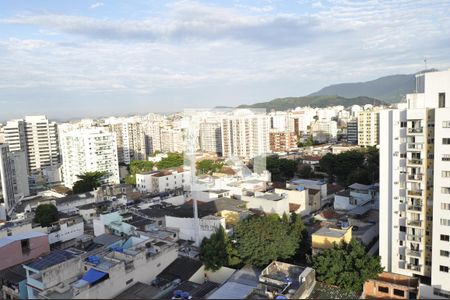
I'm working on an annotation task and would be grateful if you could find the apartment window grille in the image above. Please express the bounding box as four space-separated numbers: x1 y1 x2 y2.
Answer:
441 234 450 241
442 187 450 194
440 219 450 226
443 121 450 128
440 250 450 257
442 171 450 178
439 93 446 108
443 155 450 161
378 286 389 293
439 265 449 273
393 289 405 297
443 138 450 145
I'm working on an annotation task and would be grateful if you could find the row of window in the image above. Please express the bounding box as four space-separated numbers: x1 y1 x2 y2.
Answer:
377 286 405 297
440 265 449 273
440 219 450 226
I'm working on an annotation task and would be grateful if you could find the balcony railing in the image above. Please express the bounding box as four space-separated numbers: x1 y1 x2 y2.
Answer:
407 205 422 212
408 174 423 181
406 263 422 272
407 220 422 227
408 128 423 134
408 190 423 197
408 159 423 165
407 234 422 242
407 249 422 257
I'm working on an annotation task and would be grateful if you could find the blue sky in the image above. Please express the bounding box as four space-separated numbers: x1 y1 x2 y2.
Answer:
1 0 450 121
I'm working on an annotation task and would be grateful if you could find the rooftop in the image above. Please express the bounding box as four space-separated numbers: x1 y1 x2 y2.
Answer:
312 226 350 238
114 282 162 299
157 257 202 284
371 272 419 288
255 193 285 201
0 231 47 248
25 250 75 271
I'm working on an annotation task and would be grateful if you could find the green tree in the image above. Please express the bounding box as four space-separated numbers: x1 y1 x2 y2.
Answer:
156 152 184 170
297 163 313 179
72 171 106 194
266 156 297 182
197 159 223 175
200 226 239 271
125 160 154 184
309 239 383 292
33 204 59 227
234 215 303 267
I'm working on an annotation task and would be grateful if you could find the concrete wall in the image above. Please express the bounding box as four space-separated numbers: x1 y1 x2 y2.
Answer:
242 195 289 216
48 222 84 244
165 216 225 245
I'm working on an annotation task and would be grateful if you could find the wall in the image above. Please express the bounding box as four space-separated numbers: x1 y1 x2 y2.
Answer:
0 235 50 271
48 222 84 244
242 195 289 216
165 216 225 245
311 229 352 252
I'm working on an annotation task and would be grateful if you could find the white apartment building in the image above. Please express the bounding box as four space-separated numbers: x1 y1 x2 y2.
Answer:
269 111 289 132
289 107 316 134
160 128 184 153
358 108 380 147
310 120 337 143
221 110 270 160
60 128 120 189
380 69 450 298
199 120 222 155
136 169 191 194
3 116 59 174
108 121 146 164
142 121 162 154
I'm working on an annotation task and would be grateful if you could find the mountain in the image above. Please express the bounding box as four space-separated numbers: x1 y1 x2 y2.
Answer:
309 74 415 103
238 95 387 111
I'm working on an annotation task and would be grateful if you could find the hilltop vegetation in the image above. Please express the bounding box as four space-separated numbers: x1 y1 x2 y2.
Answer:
238 95 386 111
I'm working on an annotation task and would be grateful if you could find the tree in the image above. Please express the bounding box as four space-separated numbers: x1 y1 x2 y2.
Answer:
319 150 370 186
309 239 383 292
125 160 154 185
266 156 297 182
72 171 106 194
200 226 239 271
197 159 223 175
156 152 184 170
298 164 313 179
33 204 59 227
234 214 303 267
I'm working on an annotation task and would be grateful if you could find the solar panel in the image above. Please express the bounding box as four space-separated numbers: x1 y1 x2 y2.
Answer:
26 250 75 271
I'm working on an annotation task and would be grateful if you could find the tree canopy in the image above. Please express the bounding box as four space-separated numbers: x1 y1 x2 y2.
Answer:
266 156 297 182
72 171 106 194
309 239 383 292
196 159 223 175
199 226 239 271
156 152 184 170
319 148 379 186
234 214 304 267
33 203 59 227
125 160 154 185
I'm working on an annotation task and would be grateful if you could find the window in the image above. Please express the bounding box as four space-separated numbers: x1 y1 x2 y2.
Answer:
440 219 450 226
21 239 30 254
439 93 446 108
126 279 133 285
400 226 406 232
393 289 405 297
443 121 450 128
442 187 450 194
443 138 450 145
443 155 450 161
378 286 389 293
440 265 449 273
440 250 450 257
441 234 450 241
401 121 407 128
442 203 450 210
443 171 450 178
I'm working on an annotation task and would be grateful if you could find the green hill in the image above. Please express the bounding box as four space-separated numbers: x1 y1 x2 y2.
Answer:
237 95 386 111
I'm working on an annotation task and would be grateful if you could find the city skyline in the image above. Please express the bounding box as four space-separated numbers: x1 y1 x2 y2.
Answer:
1 0 450 120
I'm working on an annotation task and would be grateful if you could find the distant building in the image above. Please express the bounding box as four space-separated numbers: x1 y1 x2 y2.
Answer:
310 120 337 143
358 108 380 147
0 144 15 215
136 169 191 194
160 128 184 153
107 121 146 164
60 128 120 189
346 119 358 144
199 121 222 155
269 131 298 153
311 226 352 255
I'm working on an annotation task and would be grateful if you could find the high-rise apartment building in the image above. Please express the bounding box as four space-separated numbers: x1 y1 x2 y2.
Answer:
108 122 146 164
0 144 15 215
199 120 222 155
269 131 298 153
380 69 450 298
142 122 162 154
3 116 59 174
60 128 120 189
347 119 358 144
160 128 184 153
310 120 337 143
221 110 270 159
358 109 380 147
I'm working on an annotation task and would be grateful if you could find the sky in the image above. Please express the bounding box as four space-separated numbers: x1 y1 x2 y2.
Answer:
0 0 450 121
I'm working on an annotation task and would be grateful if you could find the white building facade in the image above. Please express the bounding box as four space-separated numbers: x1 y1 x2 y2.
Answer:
60 128 120 189
380 69 450 298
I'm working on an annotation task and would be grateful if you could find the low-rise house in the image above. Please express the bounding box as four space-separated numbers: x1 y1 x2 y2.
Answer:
334 183 379 211
311 225 352 255
287 179 327 200
0 231 50 271
207 266 261 299
241 193 290 216
253 261 316 299
0 263 29 299
362 272 419 299
136 169 191 194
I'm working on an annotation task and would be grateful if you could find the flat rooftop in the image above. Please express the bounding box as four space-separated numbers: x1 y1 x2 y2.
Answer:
25 250 75 271
312 227 349 238
256 193 284 201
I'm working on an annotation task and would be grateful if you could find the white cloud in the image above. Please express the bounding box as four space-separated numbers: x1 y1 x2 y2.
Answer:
90 2 104 9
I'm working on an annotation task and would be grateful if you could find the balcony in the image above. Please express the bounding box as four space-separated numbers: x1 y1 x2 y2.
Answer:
407 249 422 257
407 234 422 242
408 190 423 197
407 220 422 227
407 143 423 151
408 128 424 134
407 205 422 212
407 159 423 166
408 174 423 181
406 263 422 272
